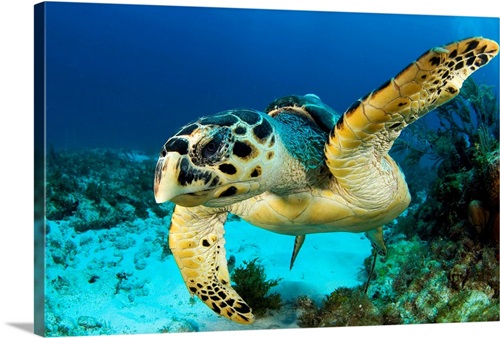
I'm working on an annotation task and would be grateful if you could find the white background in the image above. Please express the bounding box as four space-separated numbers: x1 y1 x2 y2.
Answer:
0 1 499 337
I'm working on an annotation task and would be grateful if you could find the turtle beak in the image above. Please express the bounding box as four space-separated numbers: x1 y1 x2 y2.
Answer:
154 152 215 207
154 152 183 204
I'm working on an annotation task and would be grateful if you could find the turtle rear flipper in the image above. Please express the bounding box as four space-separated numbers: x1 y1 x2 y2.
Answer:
289 235 306 270
365 227 387 256
169 205 254 324
325 37 499 191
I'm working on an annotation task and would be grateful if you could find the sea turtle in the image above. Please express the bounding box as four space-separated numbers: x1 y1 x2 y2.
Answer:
154 37 498 324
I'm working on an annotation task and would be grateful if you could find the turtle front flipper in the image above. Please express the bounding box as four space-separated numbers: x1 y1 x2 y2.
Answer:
325 37 499 188
169 205 254 324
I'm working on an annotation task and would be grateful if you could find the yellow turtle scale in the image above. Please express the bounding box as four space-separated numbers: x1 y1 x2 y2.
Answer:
153 37 499 324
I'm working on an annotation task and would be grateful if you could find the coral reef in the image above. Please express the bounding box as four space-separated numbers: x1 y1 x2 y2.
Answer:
45 148 172 231
389 78 499 246
231 258 283 318
366 236 499 324
296 287 383 327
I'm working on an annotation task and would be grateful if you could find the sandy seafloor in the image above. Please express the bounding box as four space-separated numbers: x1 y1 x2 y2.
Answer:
44 188 372 335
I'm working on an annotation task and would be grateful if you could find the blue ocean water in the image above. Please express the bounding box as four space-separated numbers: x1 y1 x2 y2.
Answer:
45 2 499 152
38 2 500 336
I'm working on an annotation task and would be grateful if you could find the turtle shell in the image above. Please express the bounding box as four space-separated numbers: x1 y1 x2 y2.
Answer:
265 94 340 133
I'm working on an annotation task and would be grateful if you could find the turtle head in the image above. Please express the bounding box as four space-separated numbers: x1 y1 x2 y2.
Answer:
154 109 278 207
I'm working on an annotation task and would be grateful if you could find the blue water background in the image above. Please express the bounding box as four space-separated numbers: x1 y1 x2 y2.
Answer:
44 2 500 153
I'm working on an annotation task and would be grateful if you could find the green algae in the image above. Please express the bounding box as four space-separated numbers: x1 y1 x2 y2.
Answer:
231 258 283 318
296 287 383 327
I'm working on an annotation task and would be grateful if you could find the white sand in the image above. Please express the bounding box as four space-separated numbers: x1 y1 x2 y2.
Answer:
44 214 372 335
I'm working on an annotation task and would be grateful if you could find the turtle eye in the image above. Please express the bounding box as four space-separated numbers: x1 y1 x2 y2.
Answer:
202 140 218 157
198 129 229 163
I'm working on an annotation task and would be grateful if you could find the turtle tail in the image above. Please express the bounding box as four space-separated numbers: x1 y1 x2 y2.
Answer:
168 205 255 324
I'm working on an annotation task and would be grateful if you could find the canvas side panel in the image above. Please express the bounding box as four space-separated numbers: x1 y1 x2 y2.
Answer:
34 2 46 336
